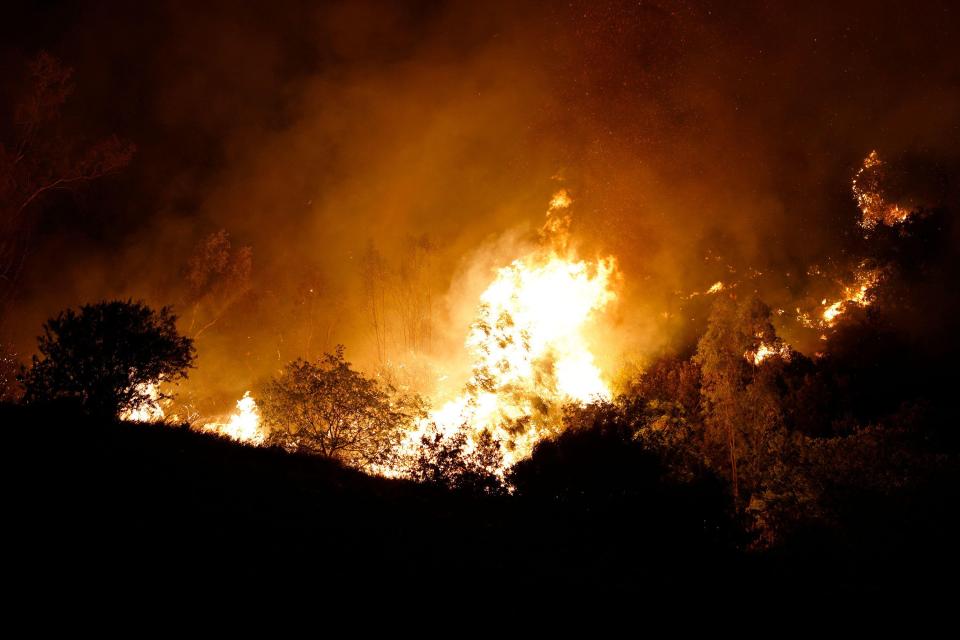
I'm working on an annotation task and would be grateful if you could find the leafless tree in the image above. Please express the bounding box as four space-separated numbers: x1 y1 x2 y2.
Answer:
0 52 135 319
360 241 390 365
396 234 435 354
184 229 252 339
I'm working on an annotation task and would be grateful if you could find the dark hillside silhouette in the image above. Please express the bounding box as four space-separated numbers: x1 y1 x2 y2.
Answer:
4 401 957 604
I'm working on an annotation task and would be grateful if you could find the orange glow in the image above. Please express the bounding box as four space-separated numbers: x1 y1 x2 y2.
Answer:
120 382 166 422
201 391 265 445
819 265 883 327
399 190 619 469
745 341 791 366
853 151 912 230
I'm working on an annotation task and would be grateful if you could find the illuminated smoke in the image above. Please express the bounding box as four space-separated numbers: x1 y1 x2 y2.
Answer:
399 191 620 469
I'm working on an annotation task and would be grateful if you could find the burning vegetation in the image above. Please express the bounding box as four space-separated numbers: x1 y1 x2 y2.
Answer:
402 191 618 468
2 2 959 599
853 151 914 231
200 391 263 445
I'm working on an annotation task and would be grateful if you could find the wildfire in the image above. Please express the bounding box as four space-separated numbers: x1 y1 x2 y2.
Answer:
201 391 265 445
706 281 725 294
853 150 912 230
549 189 572 210
819 265 883 327
746 341 791 366
120 382 166 422
403 190 619 468
795 263 884 331
683 280 728 300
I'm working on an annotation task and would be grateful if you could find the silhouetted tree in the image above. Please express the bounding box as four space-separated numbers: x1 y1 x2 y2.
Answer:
408 427 505 495
19 300 195 417
261 346 424 469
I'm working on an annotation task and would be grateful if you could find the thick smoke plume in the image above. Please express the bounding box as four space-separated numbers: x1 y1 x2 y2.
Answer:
2 0 958 414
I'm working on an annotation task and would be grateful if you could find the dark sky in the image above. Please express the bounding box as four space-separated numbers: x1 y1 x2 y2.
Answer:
2 0 958 404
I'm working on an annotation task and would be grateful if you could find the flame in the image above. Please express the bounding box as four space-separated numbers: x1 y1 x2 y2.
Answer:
819 265 883 327
853 150 912 230
402 190 619 468
796 264 884 330
201 391 265 445
745 341 791 366
549 188 572 210
684 280 727 300
120 382 166 422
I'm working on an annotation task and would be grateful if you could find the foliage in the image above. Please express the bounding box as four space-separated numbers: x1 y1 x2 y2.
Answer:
407 427 505 496
19 300 195 417
260 346 424 469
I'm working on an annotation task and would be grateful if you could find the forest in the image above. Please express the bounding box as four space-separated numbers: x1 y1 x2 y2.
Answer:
2 0 959 608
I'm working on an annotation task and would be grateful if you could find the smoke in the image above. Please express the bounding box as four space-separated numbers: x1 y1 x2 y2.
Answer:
2 0 958 409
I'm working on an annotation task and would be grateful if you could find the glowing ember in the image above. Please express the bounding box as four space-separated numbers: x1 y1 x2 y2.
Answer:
685 280 727 299
819 265 883 327
796 264 884 330
202 391 265 445
402 191 619 468
853 150 912 230
121 382 166 422
745 341 791 366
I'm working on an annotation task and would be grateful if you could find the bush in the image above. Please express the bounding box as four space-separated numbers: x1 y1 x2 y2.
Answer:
20 300 195 417
260 346 424 469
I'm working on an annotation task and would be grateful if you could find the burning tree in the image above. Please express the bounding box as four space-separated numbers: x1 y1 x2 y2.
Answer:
20 300 195 418
260 346 424 469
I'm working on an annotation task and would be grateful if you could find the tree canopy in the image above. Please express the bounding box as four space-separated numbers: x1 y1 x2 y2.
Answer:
261 346 424 469
20 300 195 417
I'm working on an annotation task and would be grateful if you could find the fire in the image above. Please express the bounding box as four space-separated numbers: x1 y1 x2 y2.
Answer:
120 382 166 422
682 280 727 300
819 265 883 327
201 391 265 445
796 263 884 330
853 150 912 230
746 341 791 366
403 190 619 468
549 189 572 210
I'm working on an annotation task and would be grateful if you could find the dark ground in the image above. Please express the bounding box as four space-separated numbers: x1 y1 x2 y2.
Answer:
4 402 957 610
